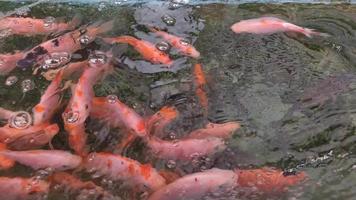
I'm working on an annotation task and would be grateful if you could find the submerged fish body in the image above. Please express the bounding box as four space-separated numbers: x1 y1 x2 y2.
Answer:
146 106 178 137
0 177 49 200
0 149 82 171
0 51 24 75
193 63 208 113
84 152 166 192
231 16 328 38
188 121 240 139
103 36 173 66
17 20 113 69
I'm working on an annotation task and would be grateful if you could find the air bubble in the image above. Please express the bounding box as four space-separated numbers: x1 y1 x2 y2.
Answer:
161 15 176 26
169 132 176 139
179 38 190 46
5 76 18 86
89 51 107 65
43 16 55 28
9 111 32 129
79 35 91 45
114 0 127 5
106 95 118 104
156 41 171 52
21 79 35 93
166 160 176 169
98 2 107 11
42 52 71 70
63 110 79 123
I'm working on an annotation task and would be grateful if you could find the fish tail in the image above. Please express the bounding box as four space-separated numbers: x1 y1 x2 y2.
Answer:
68 14 82 30
303 28 330 38
93 20 114 35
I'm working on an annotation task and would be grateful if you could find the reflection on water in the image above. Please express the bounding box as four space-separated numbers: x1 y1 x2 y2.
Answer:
0 1 356 200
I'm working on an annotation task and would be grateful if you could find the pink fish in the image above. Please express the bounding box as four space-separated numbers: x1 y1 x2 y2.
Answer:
17 20 113 69
146 106 178 137
0 123 59 150
231 17 329 38
145 136 226 161
0 15 81 36
0 149 82 171
148 168 238 200
90 96 147 137
187 121 240 139
149 27 200 58
42 60 87 81
0 51 24 75
83 152 166 192
0 177 49 200
63 55 113 156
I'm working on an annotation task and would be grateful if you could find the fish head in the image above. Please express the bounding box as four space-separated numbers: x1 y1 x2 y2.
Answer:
186 47 200 58
230 22 248 33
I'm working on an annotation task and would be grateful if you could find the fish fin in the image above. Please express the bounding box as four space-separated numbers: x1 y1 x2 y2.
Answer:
158 170 181 184
303 28 330 38
68 14 82 30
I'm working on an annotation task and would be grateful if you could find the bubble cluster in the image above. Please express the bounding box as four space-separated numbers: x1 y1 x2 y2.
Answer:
9 111 32 129
79 35 91 45
166 160 176 169
89 51 107 65
179 38 190 46
106 95 118 104
63 110 80 123
5 76 18 86
42 52 71 70
21 79 35 93
43 16 55 28
161 14 176 26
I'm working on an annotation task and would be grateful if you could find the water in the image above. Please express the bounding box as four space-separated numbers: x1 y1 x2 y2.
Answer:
0 1 356 200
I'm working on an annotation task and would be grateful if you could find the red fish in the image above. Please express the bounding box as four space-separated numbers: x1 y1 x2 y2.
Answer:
103 36 173 66
145 136 226 161
91 96 147 137
0 15 81 36
148 168 238 200
0 143 14 170
63 55 113 156
235 167 307 193
17 20 114 69
33 69 65 125
149 27 200 58
0 123 59 150
0 177 49 200
0 149 82 171
146 106 178 137
193 63 208 113
84 152 166 192
231 17 329 38
188 121 240 139
0 51 24 75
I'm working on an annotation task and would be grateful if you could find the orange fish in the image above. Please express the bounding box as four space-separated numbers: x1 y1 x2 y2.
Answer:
188 121 240 139
84 152 166 192
103 36 173 66
235 167 307 193
0 123 59 150
0 149 82 171
231 17 329 38
0 51 24 75
193 63 208 113
0 15 81 36
146 106 178 137
0 177 49 200
17 20 113 69
91 96 147 137
63 55 113 156
149 27 200 58
0 143 14 170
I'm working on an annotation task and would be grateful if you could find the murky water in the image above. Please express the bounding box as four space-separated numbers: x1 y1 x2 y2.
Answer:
0 1 356 200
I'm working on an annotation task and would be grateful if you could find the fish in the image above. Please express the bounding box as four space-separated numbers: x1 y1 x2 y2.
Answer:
0 149 82 171
193 63 208 113
42 60 88 81
0 51 24 75
0 143 14 170
148 168 238 200
187 121 240 139
145 136 226 161
231 16 329 38
146 106 178 137
149 27 200 58
235 167 307 193
0 123 59 150
83 152 166 192
63 55 113 156
0 15 81 37
0 177 49 200
103 36 173 66
33 69 65 125
91 96 147 137
17 20 114 69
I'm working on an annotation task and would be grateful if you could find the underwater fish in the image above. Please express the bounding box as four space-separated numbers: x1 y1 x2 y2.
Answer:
63 54 113 156
0 123 59 150
0 51 25 75
0 149 82 171
0 143 14 170
84 152 166 192
42 60 88 81
91 96 147 137
231 16 329 38
33 69 65 125
0 177 49 200
103 36 173 66
0 15 81 37
17 20 113 69
145 136 226 161
148 168 238 200
146 106 178 137
235 167 307 193
149 27 200 58
187 121 240 139
193 63 208 113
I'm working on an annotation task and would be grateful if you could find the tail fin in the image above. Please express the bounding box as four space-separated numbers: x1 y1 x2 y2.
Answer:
303 28 330 38
68 14 82 30
93 20 114 35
